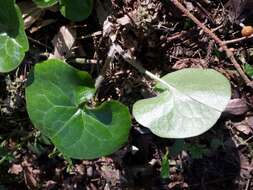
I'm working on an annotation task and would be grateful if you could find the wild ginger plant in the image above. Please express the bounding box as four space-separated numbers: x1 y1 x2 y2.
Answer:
0 0 231 160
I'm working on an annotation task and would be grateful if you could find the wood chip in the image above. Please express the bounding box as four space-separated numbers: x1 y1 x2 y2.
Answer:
117 15 132 26
224 98 249 115
18 1 44 29
8 164 23 175
246 116 253 129
234 124 252 135
51 25 76 59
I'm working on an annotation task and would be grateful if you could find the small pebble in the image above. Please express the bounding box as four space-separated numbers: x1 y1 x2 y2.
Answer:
87 166 93 177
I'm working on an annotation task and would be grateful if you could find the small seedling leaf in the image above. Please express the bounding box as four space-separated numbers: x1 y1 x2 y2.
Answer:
244 63 253 79
133 68 231 138
26 59 131 159
160 149 169 179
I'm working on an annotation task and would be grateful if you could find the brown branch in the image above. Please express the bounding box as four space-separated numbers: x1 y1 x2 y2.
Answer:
170 0 251 85
224 35 253 45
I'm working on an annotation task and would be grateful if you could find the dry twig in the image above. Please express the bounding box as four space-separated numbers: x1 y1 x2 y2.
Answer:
171 0 252 86
224 35 253 45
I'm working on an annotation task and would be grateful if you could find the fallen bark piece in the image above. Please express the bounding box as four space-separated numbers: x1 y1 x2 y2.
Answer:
224 98 249 115
51 25 76 59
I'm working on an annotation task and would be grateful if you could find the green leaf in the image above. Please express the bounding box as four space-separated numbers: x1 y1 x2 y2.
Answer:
0 0 29 73
244 64 253 79
0 146 14 163
133 68 231 138
26 59 131 159
0 147 8 158
185 143 209 159
59 0 93 21
171 140 209 159
160 149 169 179
32 0 58 8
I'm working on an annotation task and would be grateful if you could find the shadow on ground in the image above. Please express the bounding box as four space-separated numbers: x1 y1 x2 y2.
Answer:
120 118 241 190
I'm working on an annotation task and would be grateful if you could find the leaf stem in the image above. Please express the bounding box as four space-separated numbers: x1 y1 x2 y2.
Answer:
113 43 225 112
112 44 176 90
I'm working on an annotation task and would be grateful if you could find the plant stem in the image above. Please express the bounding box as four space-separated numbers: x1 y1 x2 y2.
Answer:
170 0 252 86
113 43 225 112
68 58 99 64
112 44 176 90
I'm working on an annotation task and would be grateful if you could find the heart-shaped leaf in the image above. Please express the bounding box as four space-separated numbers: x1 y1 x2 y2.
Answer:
0 0 29 73
133 68 231 138
32 0 58 8
26 59 131 159
59 0 93 21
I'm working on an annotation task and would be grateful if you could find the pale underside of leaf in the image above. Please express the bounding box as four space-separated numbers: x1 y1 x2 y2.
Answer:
133 68 231 138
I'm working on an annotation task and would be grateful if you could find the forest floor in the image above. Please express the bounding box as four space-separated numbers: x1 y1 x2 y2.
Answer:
1 0 253 189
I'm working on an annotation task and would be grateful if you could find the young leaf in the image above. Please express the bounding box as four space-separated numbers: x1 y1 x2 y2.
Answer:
26 59 131 159
185 143 209 159
0 0 29 73
32 0 58 8
59 0 93 21
160 149 169 179
133 68 231 138
244 63 253 79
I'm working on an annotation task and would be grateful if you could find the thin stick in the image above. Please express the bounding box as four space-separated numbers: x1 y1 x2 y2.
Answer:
224 35 253 45
28 36 52 50
68 58 99 64
170 0 251 85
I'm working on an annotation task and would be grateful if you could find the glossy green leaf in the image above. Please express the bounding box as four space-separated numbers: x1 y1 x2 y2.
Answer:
0 0 29 73
133 68 231 138
26 59 131 159
32 0 58 7
59 0 93 21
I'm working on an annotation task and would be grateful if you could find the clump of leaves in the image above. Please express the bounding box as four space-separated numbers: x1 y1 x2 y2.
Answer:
0 0 29 73
0 0 230 160
25 59 131 159
25 58 231 159
32 0 93 21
